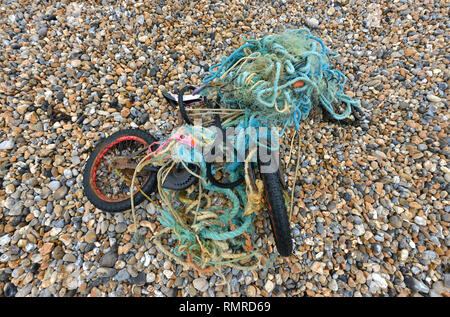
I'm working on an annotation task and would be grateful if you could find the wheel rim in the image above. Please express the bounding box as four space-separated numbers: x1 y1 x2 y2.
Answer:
90 136 151 203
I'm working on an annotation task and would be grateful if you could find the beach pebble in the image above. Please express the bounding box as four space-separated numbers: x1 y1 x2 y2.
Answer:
306 17 319 28
0 140 14 150
193 278 209 292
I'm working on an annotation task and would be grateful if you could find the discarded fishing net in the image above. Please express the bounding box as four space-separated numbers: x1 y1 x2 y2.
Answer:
128 28 362 274
130 124 266 273
201 28 361 131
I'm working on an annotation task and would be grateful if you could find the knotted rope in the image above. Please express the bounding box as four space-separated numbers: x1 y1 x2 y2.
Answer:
202 28 361 132
125 28 362 275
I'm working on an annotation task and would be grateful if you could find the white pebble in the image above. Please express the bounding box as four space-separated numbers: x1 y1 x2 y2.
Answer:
399 249 409 262
426 94 441 102
147 272 156 282
369 273 388 290
64 169 73 179
0 234 11 246
414 216 427 226
306 17 319 28
163 269 173 279
264 280 275 293
47 180 61 191
0 139 14 150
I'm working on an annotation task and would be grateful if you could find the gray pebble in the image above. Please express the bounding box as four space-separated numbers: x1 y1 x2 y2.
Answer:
99 250 118 268
38 27 48 38
114 269 130 282
404 276 430 294
115 223 127 233
97 267 117 278
62 253 77 263
193 277 209 292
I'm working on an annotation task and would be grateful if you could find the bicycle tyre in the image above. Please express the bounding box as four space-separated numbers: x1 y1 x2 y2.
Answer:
83 129 157 213
261 171 293 257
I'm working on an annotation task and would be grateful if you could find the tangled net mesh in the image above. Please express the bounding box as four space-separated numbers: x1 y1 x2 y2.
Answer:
130 125 263 274
128 28 361 276
202 28 361 131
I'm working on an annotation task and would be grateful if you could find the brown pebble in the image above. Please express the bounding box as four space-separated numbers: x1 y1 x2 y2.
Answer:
40 243 54 256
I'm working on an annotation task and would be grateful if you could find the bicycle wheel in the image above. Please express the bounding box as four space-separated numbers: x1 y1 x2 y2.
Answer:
261 171 293 257
83 129 158 212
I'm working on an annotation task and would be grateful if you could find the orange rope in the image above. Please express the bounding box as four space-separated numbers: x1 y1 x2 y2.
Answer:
186 251 216 275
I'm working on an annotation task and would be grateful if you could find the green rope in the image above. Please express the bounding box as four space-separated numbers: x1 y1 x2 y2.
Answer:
202 28 361 132
139 28 362 272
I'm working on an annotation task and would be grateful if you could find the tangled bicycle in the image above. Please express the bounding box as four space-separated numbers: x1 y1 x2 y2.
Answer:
82 29 365 272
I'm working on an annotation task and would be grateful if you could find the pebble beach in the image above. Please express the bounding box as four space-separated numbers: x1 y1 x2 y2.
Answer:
0 0 449 297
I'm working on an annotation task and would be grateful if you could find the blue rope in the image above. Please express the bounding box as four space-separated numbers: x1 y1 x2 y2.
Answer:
155 29 363 268
201 28 361 131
